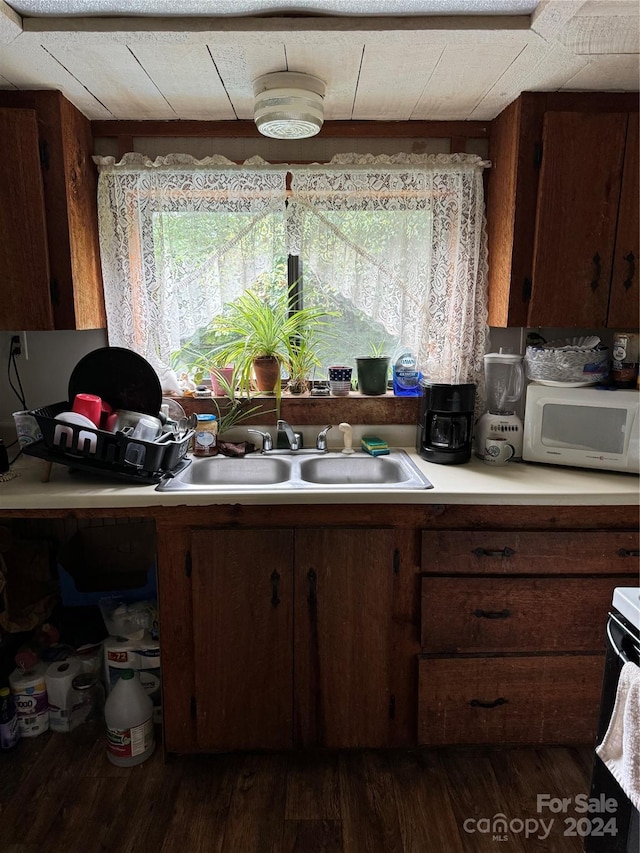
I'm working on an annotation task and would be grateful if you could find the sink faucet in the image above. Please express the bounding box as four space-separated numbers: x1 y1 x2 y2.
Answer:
315 425 333 451
247 428 273 452
249 423 332 454
277 419 300 451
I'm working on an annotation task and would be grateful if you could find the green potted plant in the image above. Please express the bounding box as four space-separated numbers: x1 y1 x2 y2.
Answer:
209 366 268 437
211 286 335 396
285 321 337 394
356 342 391 396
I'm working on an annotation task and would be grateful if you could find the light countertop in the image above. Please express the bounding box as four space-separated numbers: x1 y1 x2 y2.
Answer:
0 450 638 510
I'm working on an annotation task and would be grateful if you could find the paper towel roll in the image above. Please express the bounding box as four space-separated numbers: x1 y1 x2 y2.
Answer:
45 659 81 733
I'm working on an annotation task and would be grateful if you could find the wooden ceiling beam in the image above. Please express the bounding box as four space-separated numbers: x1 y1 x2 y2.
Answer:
92 119 489 139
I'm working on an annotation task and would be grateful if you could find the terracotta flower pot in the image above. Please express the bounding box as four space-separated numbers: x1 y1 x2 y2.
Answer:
210 366 234 396
252 356 280 393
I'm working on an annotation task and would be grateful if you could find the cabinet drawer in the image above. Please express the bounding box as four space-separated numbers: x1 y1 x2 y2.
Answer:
421 530 640 575
418 655 603 746
421 576 622 653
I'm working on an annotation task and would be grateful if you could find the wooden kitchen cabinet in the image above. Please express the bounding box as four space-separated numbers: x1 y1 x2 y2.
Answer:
191 529 294 751
294 528 402 749
418 529 640 746
0 90 105 331
159 524 416 752
2 502 638 756
608 113 640 329
487 92 639 328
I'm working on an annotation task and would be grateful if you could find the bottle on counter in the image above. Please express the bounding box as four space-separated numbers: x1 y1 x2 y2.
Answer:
105 668 155 767
0 686 20 749
193 414 218 456
611 332 639 389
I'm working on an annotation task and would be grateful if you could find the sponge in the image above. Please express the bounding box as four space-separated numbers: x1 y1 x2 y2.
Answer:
361 435 390 456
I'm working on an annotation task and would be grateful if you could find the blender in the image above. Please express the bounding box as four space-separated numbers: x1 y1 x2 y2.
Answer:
475 351 524 460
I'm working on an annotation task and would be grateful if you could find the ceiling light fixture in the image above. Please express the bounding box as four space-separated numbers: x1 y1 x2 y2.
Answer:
253 72 326 139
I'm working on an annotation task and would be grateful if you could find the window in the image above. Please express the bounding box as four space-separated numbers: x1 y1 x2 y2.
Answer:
95 152 489 387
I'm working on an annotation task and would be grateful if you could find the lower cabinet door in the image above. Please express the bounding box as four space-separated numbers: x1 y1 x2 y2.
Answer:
294 528 397 748
191 528 294 750
418 655 604 746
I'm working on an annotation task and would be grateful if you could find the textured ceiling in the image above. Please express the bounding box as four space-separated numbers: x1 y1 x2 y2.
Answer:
0 1 637 122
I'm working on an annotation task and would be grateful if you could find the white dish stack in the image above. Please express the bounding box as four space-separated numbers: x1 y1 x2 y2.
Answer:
524 336 610 386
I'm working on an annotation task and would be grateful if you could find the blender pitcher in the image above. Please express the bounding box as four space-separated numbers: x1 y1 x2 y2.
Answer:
484 352 524 414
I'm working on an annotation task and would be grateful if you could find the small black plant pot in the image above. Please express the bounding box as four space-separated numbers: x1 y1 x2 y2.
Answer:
356 357 390 395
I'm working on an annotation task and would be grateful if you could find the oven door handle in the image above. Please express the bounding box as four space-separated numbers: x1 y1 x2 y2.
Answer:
607 619 631 664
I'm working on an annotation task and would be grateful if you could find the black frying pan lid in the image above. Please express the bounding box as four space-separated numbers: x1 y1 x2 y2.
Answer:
68 347 162 415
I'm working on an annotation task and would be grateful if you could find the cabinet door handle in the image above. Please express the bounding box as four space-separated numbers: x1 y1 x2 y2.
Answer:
270 570 280 608
472 547 515 558
617 548 640 558
307 569 317 606
473 608 512 620
469 697 508 709
590 252 602 291
623 252 636 290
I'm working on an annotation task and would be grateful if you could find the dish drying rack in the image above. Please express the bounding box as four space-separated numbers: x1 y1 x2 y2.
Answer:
24 401 193 484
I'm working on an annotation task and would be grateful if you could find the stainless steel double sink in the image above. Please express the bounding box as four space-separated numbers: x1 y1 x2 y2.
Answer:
157 449 433 491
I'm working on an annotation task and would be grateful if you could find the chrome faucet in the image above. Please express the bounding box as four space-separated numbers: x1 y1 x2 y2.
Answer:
315 425 333 451
247 428 273 452
249 423 333 454
277 419 300 451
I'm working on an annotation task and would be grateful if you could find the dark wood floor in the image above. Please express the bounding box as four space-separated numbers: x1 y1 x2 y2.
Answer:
0 724 595 853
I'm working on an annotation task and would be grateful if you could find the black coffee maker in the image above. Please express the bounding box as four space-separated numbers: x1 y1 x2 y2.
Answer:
416 381 476 464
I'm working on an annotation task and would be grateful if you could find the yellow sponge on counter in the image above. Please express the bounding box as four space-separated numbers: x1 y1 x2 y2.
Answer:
361 435 390 456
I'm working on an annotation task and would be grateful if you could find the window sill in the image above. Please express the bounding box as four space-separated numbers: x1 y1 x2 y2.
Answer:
175 391 419 426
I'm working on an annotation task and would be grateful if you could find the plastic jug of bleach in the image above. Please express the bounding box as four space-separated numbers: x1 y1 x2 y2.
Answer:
104 668 155 767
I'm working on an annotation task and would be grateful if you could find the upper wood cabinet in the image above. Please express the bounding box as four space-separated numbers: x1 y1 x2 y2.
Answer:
0 90 105 331
486 93 639 329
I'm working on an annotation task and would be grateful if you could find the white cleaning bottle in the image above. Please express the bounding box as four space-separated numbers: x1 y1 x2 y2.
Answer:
104 668 155 767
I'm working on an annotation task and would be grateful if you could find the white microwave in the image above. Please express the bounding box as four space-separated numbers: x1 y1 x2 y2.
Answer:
523 383 640 474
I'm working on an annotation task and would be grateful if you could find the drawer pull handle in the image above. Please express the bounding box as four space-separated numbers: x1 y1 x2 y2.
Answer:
469 697 508 710
472 547 515 558
473 608 512 620
617 549 640 558
270 570 280 608
590 252 602 291
623 251 636 290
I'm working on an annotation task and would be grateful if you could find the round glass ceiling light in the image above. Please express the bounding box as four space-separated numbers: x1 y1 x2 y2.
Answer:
253 72 326 139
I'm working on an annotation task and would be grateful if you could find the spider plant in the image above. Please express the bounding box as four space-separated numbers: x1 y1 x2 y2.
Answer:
209 366 270 436
211 286 337 396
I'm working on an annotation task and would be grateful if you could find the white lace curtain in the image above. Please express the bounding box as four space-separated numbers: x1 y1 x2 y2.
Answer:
95 152 489 385
287 153 489 385
94 154 288 374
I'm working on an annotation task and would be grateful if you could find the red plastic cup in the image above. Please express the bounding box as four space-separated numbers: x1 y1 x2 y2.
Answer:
99 399 113 429
71 393 102 427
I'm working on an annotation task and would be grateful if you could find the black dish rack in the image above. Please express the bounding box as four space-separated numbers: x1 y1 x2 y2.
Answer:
25 401 193 484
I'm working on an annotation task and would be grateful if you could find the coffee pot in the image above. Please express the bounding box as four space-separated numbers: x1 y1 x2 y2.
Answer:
416 381 476 465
